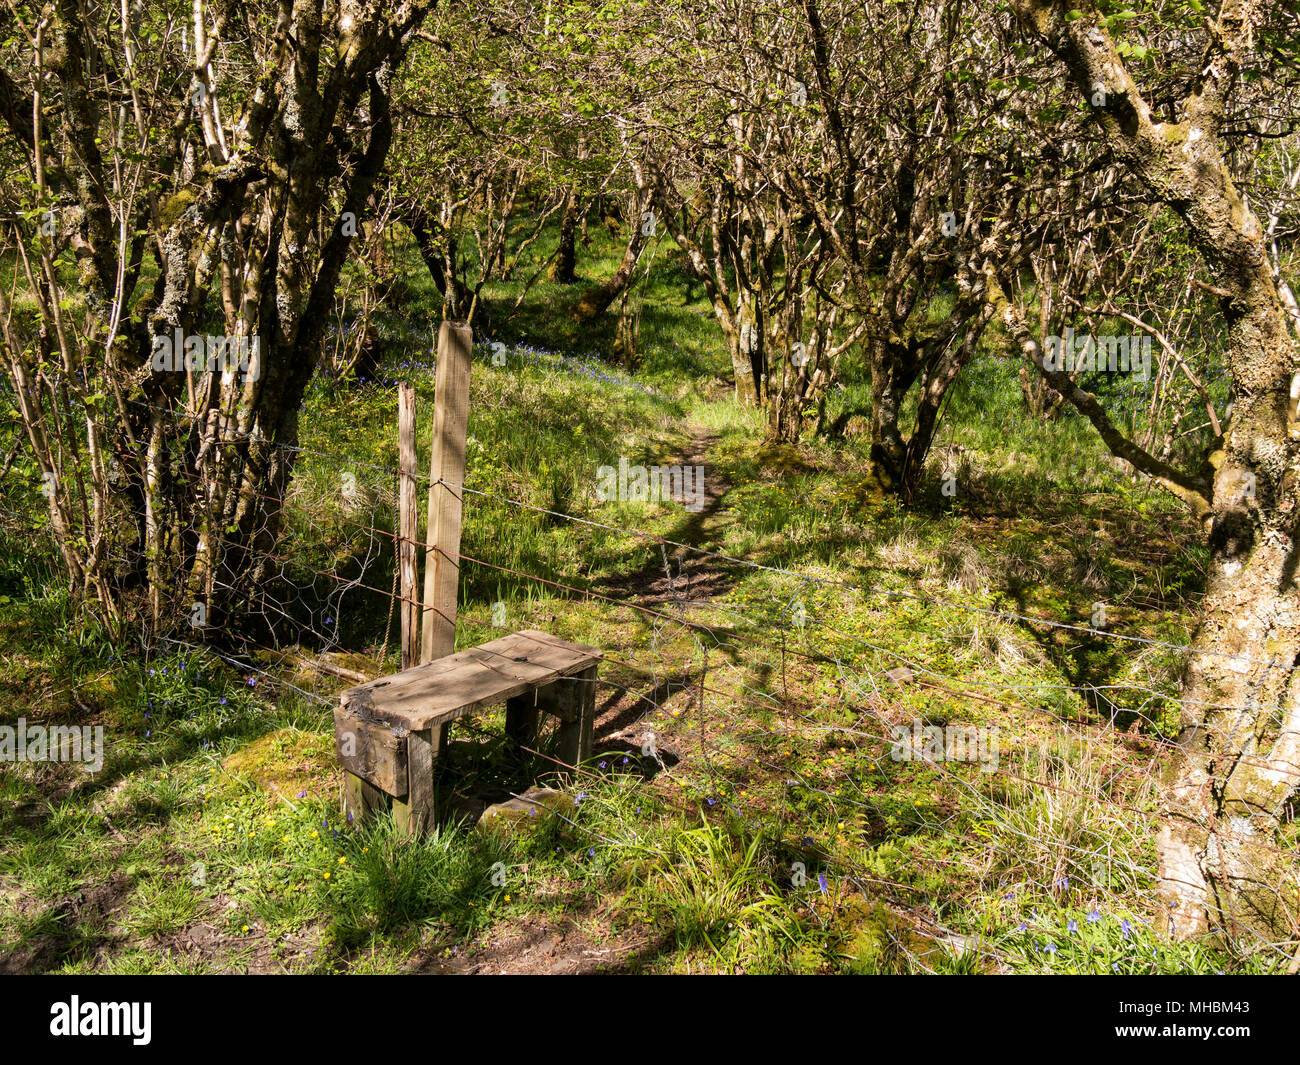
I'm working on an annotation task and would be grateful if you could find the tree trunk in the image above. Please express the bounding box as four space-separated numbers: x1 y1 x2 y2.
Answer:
861 341 913 497
1008 0 1300 938
406 207 489 334
1158 526 1300 937
549 188 579 284
0 3 434 632
573 199 648 322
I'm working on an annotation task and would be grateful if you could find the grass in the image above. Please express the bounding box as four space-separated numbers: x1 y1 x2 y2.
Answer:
0 211 1289 975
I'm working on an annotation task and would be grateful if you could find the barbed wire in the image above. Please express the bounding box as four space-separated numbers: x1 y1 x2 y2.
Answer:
5 377 1299 969
83 393 1246 666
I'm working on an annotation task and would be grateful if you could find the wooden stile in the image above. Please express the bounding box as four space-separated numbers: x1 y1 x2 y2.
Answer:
336 326 603 835
337 630 601 828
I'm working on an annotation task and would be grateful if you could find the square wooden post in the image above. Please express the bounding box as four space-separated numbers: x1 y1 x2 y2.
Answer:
421 320 473 759
547 664 597 779
421 321 472 663
390 323 472 836
505 691 539 754
343 773 388 827
394 726 442 836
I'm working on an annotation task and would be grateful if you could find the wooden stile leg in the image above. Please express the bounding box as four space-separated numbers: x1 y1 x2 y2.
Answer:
343 771 386 827
393 727 441 836
546 678 579 777
550 666 597 780
505 691 539 760
576 664 596 763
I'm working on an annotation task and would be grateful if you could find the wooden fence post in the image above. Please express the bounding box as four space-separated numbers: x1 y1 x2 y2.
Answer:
394 321 471 834
398 383 418 671
420 321 473 663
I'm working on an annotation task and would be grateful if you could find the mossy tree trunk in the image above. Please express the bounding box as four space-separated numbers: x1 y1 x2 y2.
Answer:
0 2 436 631
549 187 580 284
1011 0 1300 937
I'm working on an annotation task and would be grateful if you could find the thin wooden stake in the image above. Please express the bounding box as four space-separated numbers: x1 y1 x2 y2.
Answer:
398 383 418 670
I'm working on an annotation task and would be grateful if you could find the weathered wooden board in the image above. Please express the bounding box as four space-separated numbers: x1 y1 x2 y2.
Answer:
339 629 601 733
393 726 441 836
333 704 408 797
555 665 597 773
343 771 389 826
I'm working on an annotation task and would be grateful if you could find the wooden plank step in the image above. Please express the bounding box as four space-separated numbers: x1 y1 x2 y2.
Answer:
339 629 601 733
333 705 409 797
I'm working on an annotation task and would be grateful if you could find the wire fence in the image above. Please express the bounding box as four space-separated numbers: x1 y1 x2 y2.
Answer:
2 373 1299 971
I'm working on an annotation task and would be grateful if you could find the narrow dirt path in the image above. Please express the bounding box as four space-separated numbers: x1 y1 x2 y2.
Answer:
592 423 736 609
